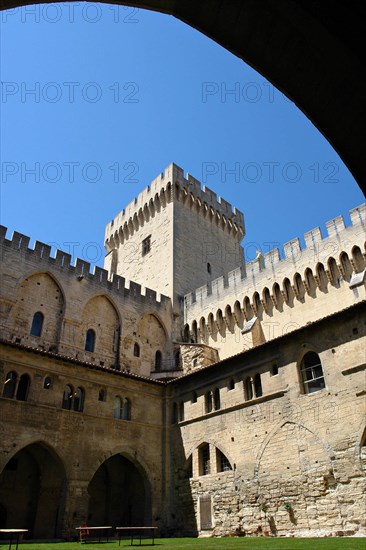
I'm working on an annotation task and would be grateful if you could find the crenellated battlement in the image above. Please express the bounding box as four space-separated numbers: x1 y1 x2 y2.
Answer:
184 202 366 311
105 162 245 250
0 226 170 308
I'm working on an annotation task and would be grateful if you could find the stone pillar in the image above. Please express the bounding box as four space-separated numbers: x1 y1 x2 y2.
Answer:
192 448 200 478
209 444 217 475
62 480 89 541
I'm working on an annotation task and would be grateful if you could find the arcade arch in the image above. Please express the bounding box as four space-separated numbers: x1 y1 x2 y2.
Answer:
0 442 66 539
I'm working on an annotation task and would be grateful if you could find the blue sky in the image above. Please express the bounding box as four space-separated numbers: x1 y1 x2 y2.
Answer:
1 4 364 268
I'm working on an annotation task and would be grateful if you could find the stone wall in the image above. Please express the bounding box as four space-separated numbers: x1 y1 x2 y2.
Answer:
168 301 366 537
0 227 174 378
0 342 168 539
184 203 366 360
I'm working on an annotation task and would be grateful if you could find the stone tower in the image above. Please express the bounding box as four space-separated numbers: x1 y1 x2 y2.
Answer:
104 163 246 334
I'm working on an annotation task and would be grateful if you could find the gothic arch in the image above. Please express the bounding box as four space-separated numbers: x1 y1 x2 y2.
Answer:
7 271 65 348
137 311 168 339
136 312 168 373
254 420 336 480
253 420 342 532
0 441 67 538
87 448 152 527
81 295 121 364
351 245 366 272
186 439 234 471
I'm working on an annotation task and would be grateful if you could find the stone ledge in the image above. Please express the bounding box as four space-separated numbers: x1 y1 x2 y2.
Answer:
178 389 287 426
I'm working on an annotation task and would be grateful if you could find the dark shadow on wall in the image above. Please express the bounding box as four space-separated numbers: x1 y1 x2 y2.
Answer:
0 442 67 538
87 454 152 527
167 424 197 537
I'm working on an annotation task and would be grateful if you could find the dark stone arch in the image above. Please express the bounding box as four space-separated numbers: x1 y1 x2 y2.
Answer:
87 453 152 527
0 1 365 190
0 442 67 539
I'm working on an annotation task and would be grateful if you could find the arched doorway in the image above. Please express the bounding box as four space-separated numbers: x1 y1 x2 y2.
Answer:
0 443 66 538
88 454 151 527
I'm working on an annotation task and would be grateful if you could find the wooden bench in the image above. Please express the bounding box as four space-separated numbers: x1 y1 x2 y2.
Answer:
75 525 113 543
116 526 158 546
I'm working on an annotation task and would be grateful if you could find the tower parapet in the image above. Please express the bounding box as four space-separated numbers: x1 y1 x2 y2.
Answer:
105 162 245 252
104 163 246 317
184 203 366 343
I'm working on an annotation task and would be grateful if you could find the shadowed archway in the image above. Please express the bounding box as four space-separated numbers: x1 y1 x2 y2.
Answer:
0 442 67 538
87 454 152 527
1 0 365 191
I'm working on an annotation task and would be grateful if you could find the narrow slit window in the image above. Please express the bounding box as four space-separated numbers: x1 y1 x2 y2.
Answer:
30 312 44 337
85 329 95 352
142 235 151 256
155 350 162 371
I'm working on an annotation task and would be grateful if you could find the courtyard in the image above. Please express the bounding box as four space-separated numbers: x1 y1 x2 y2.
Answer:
0 538 364 550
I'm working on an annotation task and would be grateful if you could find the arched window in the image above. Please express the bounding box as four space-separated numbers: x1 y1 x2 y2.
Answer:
262 287 272 312
294 273 305 300
340 252 352 281
133 343 140 357
192 320 198 343
328 257 341 286
122 397 131 420
85 329 95 352
98 388 105 401
199 317 206 341
205 391 213 413
43 376 52 389
225 305 234 332
316 263 328 291
216 449 232 472
253 292 261 313
243 297 252 320
283 278 292 303
2 371 17 399
199 443 210 476
300 351 325 394
273 282 282 308
183 324 190 342
213 388 221 410
191 391 198 403
254 373 263 398
62 385 73 410
352 245 365 272
155 350 162 371
208 313 215 334
30 312 44 337
234 300 243 326
73 387 85 412
15 374 30 401
216 310 224 334
113 396 123 419
175 350 181 369
244 377 253 400
304 267 316 294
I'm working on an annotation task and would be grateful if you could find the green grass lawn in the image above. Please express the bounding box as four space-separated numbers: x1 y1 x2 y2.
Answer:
1 538 364 550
